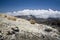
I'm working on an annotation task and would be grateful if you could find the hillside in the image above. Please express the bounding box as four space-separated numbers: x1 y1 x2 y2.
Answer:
15 15 60 32
0 14 60 40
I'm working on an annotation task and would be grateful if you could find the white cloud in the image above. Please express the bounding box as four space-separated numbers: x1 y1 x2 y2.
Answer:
6 9 60 18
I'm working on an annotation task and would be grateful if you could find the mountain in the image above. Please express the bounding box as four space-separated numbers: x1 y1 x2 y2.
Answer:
15 15 60 32
0 14 60 40
15 15 60 26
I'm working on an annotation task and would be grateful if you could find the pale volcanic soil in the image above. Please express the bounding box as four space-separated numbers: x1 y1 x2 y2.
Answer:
0 14 60 40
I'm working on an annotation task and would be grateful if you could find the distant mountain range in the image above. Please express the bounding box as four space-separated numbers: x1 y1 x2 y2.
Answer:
15 15 60 27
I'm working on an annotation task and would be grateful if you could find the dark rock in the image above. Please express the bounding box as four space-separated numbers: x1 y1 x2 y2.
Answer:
44 28 52 32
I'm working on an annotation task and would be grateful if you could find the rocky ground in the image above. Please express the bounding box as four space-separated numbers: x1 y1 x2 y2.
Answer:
0 14 60 40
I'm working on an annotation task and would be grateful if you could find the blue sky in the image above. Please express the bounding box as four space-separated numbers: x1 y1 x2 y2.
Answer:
0 0 60 13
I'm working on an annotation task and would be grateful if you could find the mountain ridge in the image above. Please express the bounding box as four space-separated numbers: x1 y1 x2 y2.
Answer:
0 14 60 40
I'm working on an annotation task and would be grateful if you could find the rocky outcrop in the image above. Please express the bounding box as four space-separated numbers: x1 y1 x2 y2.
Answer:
0 14 60 40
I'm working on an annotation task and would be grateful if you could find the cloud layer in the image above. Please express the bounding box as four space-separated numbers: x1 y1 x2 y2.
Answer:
6 9 60 18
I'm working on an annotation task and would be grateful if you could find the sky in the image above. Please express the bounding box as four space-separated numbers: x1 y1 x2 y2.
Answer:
0 0 60 13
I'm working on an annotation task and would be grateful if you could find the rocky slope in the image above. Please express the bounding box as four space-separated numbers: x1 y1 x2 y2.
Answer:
0 14 60 40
